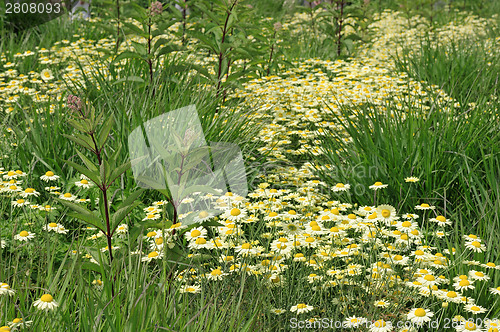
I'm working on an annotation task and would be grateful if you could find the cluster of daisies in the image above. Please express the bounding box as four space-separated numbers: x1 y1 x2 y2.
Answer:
0 168 102 243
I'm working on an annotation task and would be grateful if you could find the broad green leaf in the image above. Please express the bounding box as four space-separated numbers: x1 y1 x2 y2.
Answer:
98 114 115 150
113 51 144 64
65 159 100 186
55 198 105 231
131 40 147 56
75 149 98 172
112 76 145 85
81 262 102 274
111 200 141 235
156 44 182 57
108 160 131 188
62 133 94 152
122 21 149 39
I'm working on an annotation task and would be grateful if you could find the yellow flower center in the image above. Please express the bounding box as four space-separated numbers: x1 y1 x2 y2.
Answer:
468 234 478 239
414 308 426 317
394 255 403 261
402 221 411 227
199 211 209 218
19 231 29 237
474 272 484 277
465 322 477 330
459 280 470 286
414 250 424 256
16 199 25 204
45 171 54 177
424 275 435 281
49 223 57 227
335 183 344 188
470 241 481 248
211 268 222 275
148 251 158 258
190 230 201 237
374 320 386 327
470 306 481 312
230 208 241 216
155 238 163 245
195 238 206 245
25 188 35 193
296 303 307 309
40 294 53 302
420 203 430 207
374 182 383 186
241 243 252 250
63 193 72 198
381 209 391 218
447 291 457 298
436 215 446 222
81 179 88 184
288 210 296 215
146 231 157 237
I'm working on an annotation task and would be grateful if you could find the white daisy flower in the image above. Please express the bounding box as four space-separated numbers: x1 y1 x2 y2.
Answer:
33 294 59 311
369 319 393 332
179 284 201 294
75 178 93 188
290 303 314 314
464 241 486 253
369 182 388 190
14 231 35 241
40 171 59 181
406 308 434 325
0 283 15 296
141 250 164 262
464 304 487 314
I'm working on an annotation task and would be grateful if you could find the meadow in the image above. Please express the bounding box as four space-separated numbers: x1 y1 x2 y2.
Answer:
0 0 499 331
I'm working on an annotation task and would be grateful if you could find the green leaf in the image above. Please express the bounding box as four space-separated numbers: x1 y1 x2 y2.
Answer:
75 149 98 172
81 262 102 274
201 220 224 227
113 51 145 64
122 21 149 39
112 76 145 85
108 161 131 188
65 159 100 186
100 161 107 185
111 200 141 235
62 133 94 152
97 115 114 151
131 40 147 56
67 118 89 133
156 44 182 57
55 198 105 231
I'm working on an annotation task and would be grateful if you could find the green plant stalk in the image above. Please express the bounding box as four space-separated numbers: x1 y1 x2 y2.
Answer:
267 30 277 76
116 0 121 51
336 0 345 56
215 0 238 106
